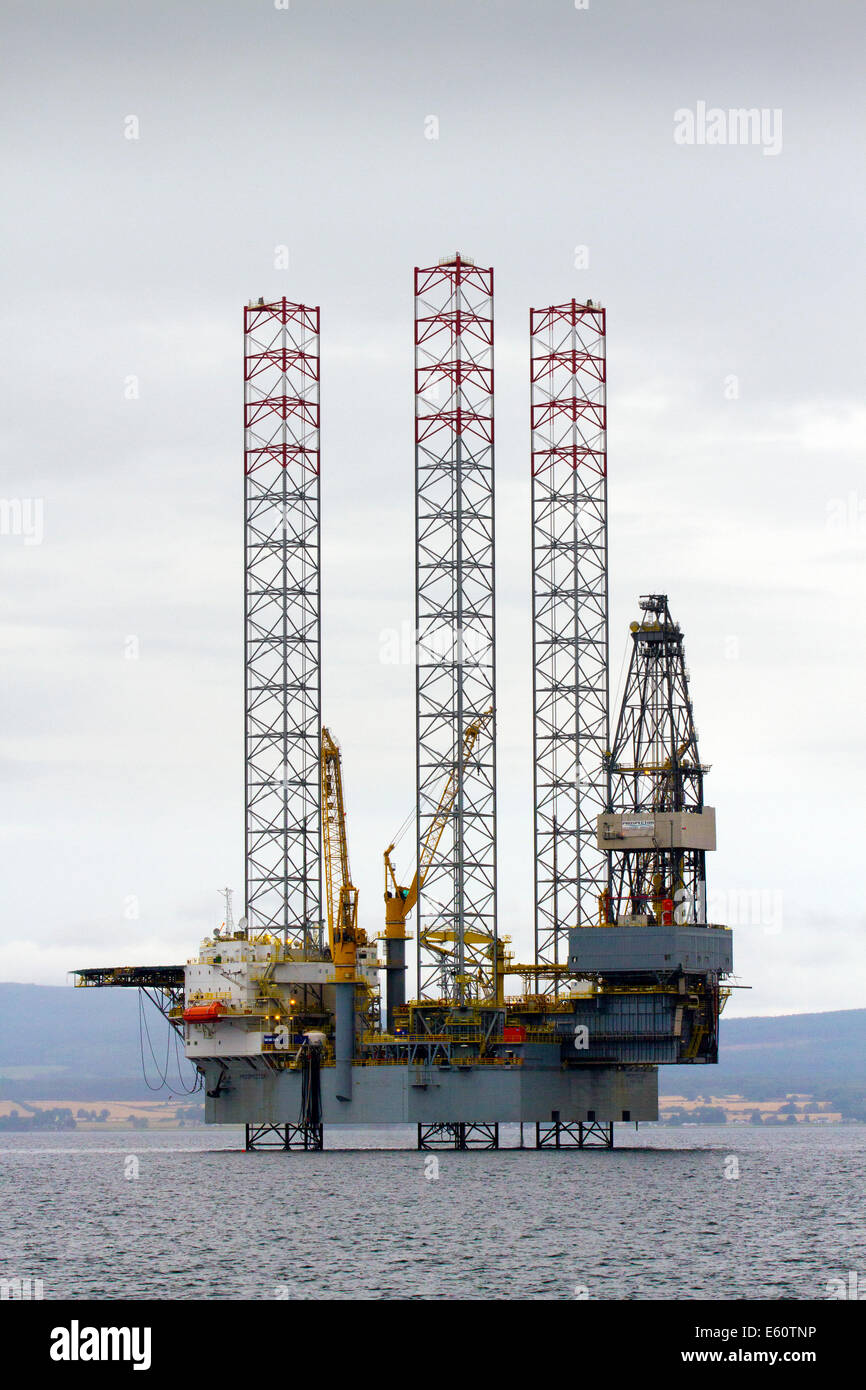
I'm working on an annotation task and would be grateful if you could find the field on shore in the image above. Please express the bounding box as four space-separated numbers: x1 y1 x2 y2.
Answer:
0 1095 848 1128
660 1094 842 1123
0 1098 204 1129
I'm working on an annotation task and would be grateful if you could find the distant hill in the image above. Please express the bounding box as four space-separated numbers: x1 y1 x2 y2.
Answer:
659 1008 866 1115
0 982 196 1101
0 984 864 1108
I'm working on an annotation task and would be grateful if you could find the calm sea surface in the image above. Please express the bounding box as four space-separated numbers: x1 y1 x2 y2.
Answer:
2 1125 863 1300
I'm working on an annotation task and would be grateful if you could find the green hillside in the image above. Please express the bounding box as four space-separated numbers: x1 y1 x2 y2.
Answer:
1 983 864 1111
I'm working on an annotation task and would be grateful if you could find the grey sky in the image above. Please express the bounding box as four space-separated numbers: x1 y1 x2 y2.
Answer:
1 0 863 1015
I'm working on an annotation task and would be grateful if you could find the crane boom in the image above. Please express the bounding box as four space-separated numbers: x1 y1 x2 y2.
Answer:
321 726 361 978
380 707 492 1031
384 706 493 923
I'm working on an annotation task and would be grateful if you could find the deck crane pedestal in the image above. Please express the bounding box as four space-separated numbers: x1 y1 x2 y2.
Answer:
322 726 369 1100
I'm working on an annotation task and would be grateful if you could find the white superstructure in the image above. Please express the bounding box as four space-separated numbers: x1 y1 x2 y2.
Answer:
182 932 380 1059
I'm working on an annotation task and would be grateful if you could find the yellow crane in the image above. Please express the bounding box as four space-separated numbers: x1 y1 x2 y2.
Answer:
382 708 493 1020
384 706 492 933
321 726 364 981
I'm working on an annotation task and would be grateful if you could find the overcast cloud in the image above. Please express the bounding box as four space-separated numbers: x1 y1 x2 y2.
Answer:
1 0 864 1016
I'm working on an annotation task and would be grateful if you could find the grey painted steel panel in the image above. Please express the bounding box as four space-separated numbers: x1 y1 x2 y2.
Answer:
334 981 353 1101
558 993 685 1063
203 1059 658 1125
568 924 733 973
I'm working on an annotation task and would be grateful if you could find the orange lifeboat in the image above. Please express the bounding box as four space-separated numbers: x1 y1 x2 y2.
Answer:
183 1001 223 1022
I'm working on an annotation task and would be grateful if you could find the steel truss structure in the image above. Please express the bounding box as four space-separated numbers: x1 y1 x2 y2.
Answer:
531 300 609 988
417 1122 500 1150
414 256 497 1004
244 299 322 947
245 1122 323 1152
535 1120 614 1149
605 594 707 923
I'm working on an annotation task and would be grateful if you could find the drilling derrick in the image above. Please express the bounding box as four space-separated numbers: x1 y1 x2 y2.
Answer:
243 298 322 945
604 594 708 927
567 593 732 1069
531 300 609 990
414 255 497 1004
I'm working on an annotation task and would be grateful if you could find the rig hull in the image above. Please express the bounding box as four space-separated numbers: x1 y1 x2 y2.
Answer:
202 1054 658 1126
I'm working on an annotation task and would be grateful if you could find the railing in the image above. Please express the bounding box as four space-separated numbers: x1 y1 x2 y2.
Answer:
354 1056 524 1068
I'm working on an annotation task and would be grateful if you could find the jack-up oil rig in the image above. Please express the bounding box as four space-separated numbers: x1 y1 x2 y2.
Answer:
75 256 733 1150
